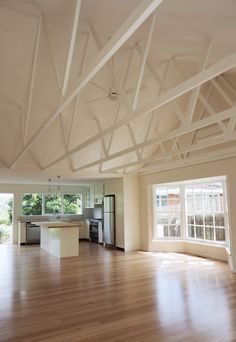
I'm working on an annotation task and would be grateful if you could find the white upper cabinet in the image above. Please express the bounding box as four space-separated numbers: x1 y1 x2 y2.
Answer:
94 183 104 205
85 183 104 208
85 185 94 208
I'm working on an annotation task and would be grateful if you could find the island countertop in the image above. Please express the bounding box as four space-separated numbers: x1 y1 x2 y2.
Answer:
34 221 80 228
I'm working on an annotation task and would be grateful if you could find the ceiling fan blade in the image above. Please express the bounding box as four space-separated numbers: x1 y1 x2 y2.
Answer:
90 81 109 94
83 95 108 104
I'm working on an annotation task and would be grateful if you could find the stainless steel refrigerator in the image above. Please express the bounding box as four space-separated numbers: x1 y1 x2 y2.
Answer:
103 195 115 246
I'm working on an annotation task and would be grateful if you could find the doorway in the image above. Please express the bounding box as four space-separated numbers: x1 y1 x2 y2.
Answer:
0 194 13 244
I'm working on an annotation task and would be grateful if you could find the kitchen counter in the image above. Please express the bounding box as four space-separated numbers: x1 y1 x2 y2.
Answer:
35 221 80 259
34 221 79 228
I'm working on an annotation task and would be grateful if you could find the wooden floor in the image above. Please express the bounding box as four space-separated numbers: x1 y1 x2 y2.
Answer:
0 242 236 342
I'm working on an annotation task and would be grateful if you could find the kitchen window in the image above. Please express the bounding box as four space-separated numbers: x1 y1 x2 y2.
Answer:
22 194 43 215
153 178 229 246
21 193 82 215
44 194 62 215
63 194 82 215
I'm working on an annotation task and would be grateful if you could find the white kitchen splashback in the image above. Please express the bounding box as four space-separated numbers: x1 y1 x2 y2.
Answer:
93 206 102 219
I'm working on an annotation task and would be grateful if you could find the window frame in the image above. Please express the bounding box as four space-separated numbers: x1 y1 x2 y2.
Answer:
153 177 229 247
153 185 183 240
21 192 83 216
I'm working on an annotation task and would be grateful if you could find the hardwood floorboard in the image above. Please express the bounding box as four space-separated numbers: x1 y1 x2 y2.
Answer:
0 241 236 341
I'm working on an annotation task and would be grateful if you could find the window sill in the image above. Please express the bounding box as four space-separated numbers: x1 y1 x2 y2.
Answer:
152 238 228 249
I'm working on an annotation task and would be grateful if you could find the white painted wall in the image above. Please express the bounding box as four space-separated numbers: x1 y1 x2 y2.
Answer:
123 177 141 251
139 157 236 271
0 183 86 244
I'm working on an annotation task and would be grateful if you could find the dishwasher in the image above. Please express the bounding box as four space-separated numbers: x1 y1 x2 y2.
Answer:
26 222 40 244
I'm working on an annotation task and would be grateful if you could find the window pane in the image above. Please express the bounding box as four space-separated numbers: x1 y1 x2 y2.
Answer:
22 194 42 215
44 194 61 214
196 226 204 239
204 214 213 226
215 213 224 227
194 193 203 212
188 225 195 238
157 215 168 225
169 225 181 237
195 214 203 225
205 227 214 240
215 228 225 241
155 187 181 239
187 215 194 225
63 194 82 215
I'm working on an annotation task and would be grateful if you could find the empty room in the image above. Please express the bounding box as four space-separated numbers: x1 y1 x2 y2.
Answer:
1 0 236 341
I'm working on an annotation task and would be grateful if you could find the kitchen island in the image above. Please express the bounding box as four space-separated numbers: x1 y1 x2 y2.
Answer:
35 221 80 258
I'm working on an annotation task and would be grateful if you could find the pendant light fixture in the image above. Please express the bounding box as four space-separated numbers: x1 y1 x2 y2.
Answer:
57 175 61 192
48 178 52 193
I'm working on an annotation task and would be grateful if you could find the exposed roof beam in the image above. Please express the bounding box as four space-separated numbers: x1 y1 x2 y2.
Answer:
185 83 213 159
140 60 170 158
107 102 121 154
59 114 74 172
133 145 236 176
24 16 42 145
103 131 236 173
132 14 156 110
185 41 212 123
173 59 227 134
135 44 185 123
91 113 109 158
42 49 236 170
211 78 234 107
219 75 236 98
72 106 236 171
62 0 82 96
127 124 142 160
10 0 163 169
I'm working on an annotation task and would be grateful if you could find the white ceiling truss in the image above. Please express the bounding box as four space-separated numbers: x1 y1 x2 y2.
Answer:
1 0 236 182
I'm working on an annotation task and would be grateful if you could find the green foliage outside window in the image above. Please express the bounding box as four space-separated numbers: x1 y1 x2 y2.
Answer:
22 193 82 215
22 194 42 215
63 194 82 214
44 194 61 214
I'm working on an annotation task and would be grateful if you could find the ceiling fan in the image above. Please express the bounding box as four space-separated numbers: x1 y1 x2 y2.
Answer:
83 56 147 104
83 81 147 104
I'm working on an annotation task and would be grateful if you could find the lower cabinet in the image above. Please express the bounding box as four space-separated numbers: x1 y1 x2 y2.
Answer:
18 222 26 244
98 221 103 244
82 219 90 240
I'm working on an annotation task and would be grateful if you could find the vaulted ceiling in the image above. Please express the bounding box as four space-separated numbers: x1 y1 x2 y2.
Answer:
1 0 236 183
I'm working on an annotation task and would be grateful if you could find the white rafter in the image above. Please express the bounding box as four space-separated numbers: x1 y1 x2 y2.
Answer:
172 58 228 135
135 44 185 123
132 14 156 110
185 41 212 123
91 113 109 158
102 130 236 173
132 145 236 176
62 0 82 96
127 123 142 160
185 83 213 159
10 0 163 169
24 15 42 145
41 49 236 170
211 78 234 107
72 106 236 172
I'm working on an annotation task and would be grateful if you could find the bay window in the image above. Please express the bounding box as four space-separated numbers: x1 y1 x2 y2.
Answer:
153 178 229 246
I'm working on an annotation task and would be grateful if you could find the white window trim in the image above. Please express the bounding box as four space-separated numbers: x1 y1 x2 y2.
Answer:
21 192 83 216
152 176 229 248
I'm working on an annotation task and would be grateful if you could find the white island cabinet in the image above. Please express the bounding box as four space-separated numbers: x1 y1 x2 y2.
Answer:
35 221 79 259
